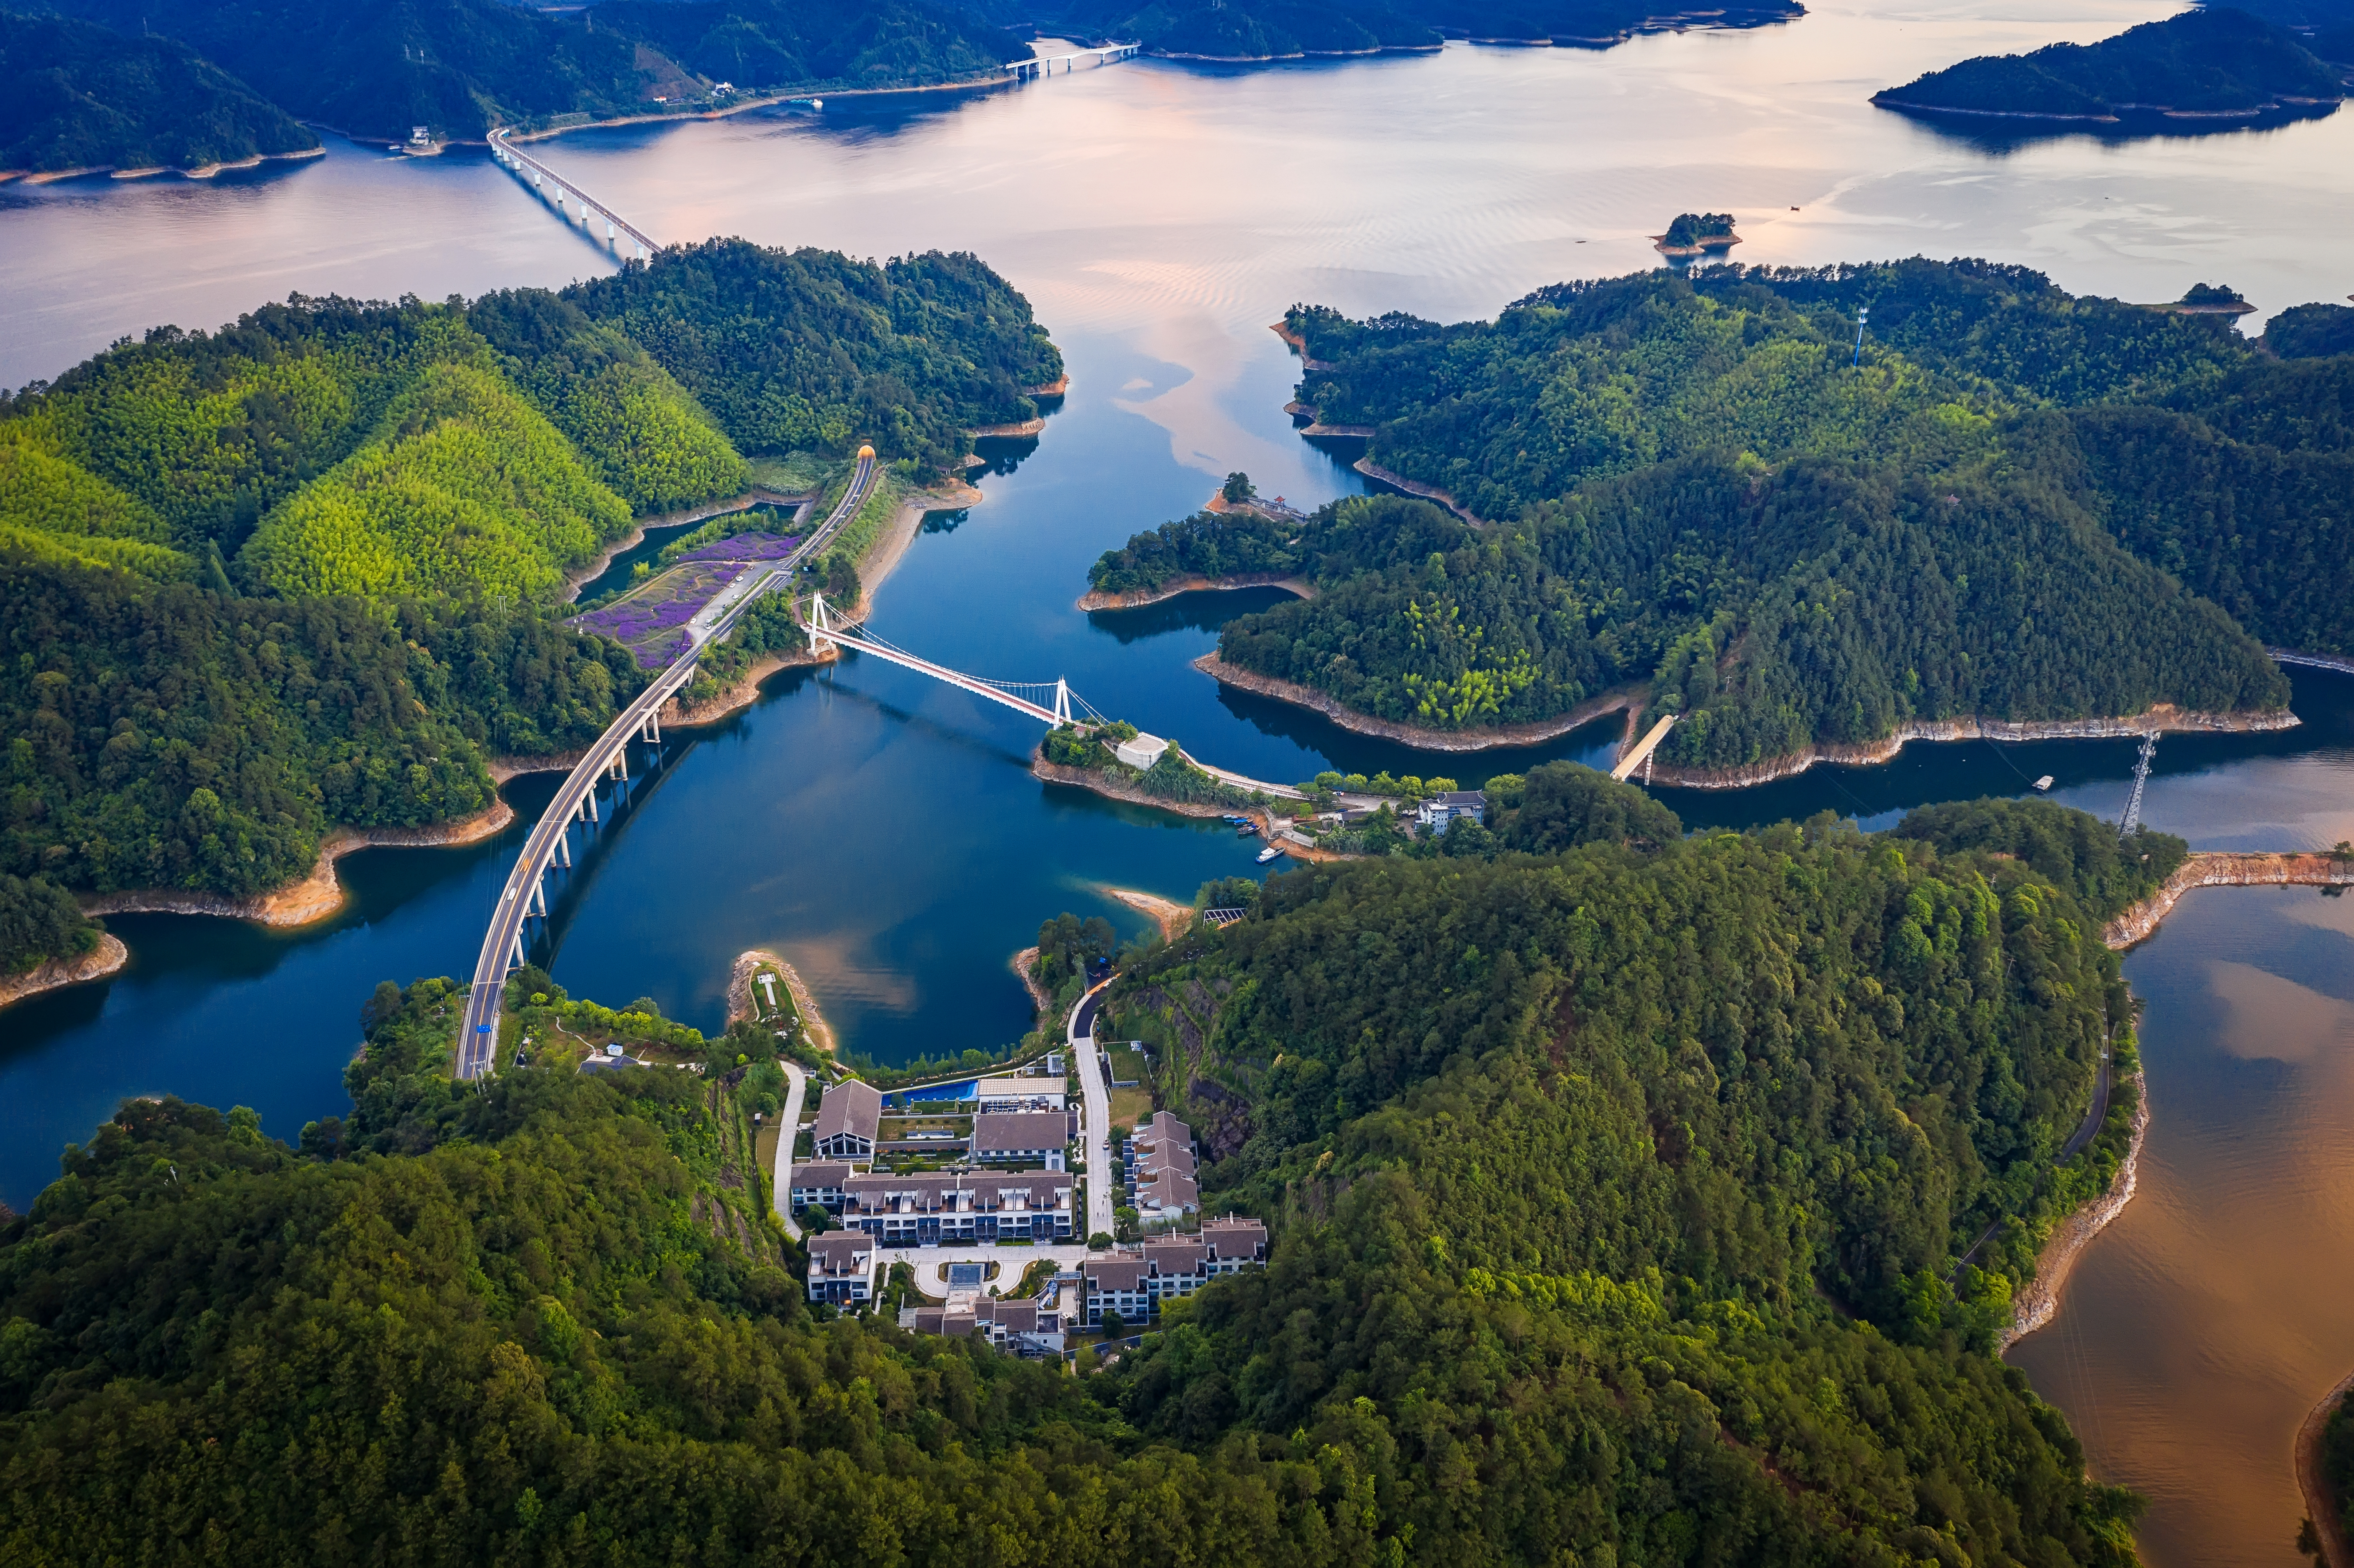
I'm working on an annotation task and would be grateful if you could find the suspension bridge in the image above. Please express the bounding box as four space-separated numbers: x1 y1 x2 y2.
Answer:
458 451 876 1079
488 127 659 259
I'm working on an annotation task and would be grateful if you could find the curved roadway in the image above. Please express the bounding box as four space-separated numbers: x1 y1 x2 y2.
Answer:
458 453 877 1078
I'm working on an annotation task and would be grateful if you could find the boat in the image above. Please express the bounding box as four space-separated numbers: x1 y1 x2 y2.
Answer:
1256 844 1284 864
2033 775 2055 792
1235 821 1260 837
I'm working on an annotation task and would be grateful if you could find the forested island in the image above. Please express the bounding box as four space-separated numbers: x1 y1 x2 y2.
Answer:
0 787 2157 1562
0 238 1059 975
1873 7 2347 126
1026 0 1801 62
1096 258 2354 772
30 0 1023 145
0 10 319 179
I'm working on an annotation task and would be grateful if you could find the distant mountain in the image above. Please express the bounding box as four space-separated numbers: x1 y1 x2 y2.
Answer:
1874 7 2346 124
0 11 319 177
1028 0 1801 62
39 0 1024 142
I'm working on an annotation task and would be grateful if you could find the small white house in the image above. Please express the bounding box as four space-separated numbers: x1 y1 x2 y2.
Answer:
1113 733 1171 770
1415 790 1487 831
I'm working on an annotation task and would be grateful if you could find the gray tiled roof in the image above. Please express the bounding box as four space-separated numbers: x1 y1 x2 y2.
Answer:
812 1080 882 1143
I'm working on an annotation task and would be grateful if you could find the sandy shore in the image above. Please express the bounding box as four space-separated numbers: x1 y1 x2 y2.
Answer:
0 933 130 1012
729 947 836 1054
4 146 323 185
2003 1075 2149 1349
78 800 514 928
1078 573 1316 612
2298 1371 2354 1568
1196 652 1644 751
1103 886 1191 942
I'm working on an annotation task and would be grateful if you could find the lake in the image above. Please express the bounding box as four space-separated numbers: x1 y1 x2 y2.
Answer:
5 1 2354 1559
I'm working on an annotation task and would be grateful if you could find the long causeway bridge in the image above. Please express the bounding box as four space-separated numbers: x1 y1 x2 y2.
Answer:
488 127 659 259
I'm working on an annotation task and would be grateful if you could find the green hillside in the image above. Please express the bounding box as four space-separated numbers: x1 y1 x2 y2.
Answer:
0 796 2149 1562
1874 7 2346 120
242 361 636 599
1107 259 2312 768
1043 0 1801 60
565 239 1065 474
0 10 318 176
0 242 1058 939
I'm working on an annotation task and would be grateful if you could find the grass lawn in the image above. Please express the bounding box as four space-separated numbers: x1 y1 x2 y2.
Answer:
1109 1086 1154 1128
1105 1048 1148 1084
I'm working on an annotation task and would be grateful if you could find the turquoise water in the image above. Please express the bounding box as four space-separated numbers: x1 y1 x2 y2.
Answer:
7 9 2354 1556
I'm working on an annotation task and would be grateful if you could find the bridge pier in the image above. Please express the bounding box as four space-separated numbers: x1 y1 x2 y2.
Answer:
511 929 526 971
583 789 598 823
557 831 572 869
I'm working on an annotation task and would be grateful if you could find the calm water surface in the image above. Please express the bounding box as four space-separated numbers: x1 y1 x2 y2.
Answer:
5 4 2354 1560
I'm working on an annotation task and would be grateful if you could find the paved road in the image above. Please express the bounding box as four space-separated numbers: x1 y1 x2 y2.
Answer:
458 453 877 1079
771 1060 809 1238
1070 981 1115 1240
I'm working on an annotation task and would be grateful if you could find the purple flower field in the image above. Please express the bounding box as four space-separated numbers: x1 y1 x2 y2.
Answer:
574 533 802 668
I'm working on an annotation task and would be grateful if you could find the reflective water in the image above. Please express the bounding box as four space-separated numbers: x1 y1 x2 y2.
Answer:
5 6 2354 1558
2010 887 2354 1568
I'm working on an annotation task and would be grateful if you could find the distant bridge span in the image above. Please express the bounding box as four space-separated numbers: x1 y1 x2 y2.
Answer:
488 127 659 259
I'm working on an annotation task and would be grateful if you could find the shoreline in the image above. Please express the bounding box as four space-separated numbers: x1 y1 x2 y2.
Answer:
1078 572 1316 612
1195 651 1644 751
1011 946 1055 1026
730 947 838 1055
1032 756 1238 821
77 799 515 928
0 933 130 1012
1102 886 1191 942
1352 457 1486 525
2102 850 2354 948
1635 704 2300 789
4 145 324 186
2003 1073 2149 1350
2299 1371 2354 1568
497 72 1012 150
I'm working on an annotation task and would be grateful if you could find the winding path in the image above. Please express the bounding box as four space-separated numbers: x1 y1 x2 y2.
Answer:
1071 980 1116 1240
771 1061 809 1239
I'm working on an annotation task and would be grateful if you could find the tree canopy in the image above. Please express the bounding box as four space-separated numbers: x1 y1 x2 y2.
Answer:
0 804 2153 1562
1088 260 2326 766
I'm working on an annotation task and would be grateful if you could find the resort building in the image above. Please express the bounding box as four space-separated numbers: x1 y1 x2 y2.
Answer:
789 1160 854 1215
972 1110 1075 1168
1415 790 1487 831
806 1232 877 1307
841 1171 1076 1244
1081 1218 1269 1326
1132 1111 1201 1216
812 1080 883 1161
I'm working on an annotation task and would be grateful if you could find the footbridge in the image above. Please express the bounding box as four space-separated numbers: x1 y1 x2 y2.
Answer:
488 127 659 260
806 593 1082 725
458 452 877 1079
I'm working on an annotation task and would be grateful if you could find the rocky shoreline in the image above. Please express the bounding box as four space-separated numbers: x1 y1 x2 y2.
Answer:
78 800 516 928
1195 651 1644 751
1352 457 1485 524
3 145 324 186
1078 572 1315 612
1633 704 2300 789
2103 850 2354 948
0 933 130 1011
1031 757 1239 821
2003 1074 2150 1350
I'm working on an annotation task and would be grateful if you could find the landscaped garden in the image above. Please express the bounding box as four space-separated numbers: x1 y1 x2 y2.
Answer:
573 530 802 667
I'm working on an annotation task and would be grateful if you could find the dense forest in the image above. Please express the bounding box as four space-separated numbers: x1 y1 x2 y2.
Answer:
1095 260 2324 767
1874 8 2346 121
1034 0 1800 60
0 550 648 898
0 10 318 177
566 240 1061 476
0 241 1056 944
38 0 1021 143
0 796 2155 1561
